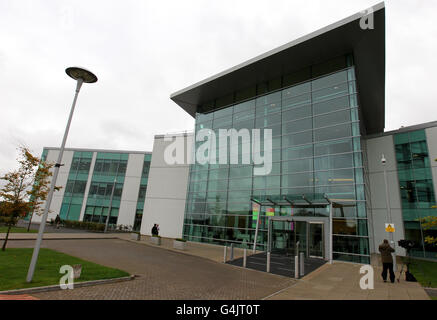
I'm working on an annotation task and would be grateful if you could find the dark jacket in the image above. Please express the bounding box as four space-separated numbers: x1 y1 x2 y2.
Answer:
151 226 158 236
379 243 395 263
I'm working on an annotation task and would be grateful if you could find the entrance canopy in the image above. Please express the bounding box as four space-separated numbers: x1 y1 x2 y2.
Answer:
251 193 359 263
250 193 357 208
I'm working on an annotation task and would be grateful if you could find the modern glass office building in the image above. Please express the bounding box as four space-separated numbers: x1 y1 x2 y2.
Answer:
30 147 151 231
182 56 370 263
30 3 437 263
393 129 437 258
170 3 387 264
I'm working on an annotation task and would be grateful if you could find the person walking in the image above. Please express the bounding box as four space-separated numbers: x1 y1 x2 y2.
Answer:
379 239 395 283
55 214 61 229
151 224 158 236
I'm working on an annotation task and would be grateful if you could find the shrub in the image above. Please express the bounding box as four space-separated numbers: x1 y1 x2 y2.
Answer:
61 220 105 232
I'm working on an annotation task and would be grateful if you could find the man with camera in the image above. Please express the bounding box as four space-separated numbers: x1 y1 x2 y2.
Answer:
379 239 395 283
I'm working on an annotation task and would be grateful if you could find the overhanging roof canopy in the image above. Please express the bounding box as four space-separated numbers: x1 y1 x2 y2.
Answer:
171 2 385 134
251 193 357 208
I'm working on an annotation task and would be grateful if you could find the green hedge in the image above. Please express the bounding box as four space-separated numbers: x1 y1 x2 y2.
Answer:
61 220 105 232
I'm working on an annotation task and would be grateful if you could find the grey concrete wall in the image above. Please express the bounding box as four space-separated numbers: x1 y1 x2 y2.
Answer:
140 133 193 239
365 135 405 256
31 149 74 223
117 153 144 227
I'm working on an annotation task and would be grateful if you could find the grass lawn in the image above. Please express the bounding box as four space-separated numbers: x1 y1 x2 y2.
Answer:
0 248 129 291
0 226 38 233
407 258 437 288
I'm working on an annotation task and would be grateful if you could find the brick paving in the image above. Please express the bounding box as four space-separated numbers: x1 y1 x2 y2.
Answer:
0 294 39 300
7 239 294 300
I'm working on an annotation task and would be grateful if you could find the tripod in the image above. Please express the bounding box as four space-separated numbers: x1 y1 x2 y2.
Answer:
397 248 411 282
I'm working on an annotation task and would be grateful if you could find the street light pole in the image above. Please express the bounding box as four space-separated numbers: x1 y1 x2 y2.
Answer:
26 67 97 283
104 178 116 233
381 154 397 272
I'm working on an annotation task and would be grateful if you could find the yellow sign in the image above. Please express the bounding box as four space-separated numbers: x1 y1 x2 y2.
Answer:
385 223 395 233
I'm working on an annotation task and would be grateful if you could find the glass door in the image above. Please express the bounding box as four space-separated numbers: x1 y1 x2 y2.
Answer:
309 222 324 258
271 220 294 255
295 221 307 256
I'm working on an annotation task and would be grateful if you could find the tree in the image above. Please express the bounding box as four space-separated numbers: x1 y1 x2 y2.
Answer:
421 216 437 246
26 158 59 232
0 147 39 251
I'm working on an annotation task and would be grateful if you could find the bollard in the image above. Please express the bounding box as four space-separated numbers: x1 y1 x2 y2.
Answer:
267 252 271 273
230 243 234 261
243 248 247 268
295 255 299 279
223 246 227 263
300 252 305 276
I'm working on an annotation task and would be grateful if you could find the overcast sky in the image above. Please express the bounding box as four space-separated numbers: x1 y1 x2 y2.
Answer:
1 0 436 175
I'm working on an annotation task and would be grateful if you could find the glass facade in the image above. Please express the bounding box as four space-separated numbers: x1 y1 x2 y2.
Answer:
394 130 437 259
133 154 152 231
83 152 128 226
183 55 371 263
60 151 93 221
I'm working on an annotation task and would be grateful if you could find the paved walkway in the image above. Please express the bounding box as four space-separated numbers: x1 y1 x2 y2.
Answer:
0 294 39 300
6 239 293 300
126 235 258 263
0 232 120 240
3 233 431 300
266 262 429 300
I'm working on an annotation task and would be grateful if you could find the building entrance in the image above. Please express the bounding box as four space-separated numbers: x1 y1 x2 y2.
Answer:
251 194 358 264
269 219 324 259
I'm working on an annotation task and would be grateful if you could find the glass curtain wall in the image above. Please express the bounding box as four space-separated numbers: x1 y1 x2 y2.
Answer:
133 154 152 231
183 55 370 263
83 152 128 226
60 151 93 221
394 130 437 259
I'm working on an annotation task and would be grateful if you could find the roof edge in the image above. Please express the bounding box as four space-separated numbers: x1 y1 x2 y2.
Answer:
170 2 385 99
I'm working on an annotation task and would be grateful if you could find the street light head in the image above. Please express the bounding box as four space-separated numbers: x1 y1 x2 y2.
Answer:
65 67 98 83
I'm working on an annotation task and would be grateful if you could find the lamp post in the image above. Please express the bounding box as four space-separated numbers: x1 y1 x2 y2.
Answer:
381 154 397 272
26 67 97 283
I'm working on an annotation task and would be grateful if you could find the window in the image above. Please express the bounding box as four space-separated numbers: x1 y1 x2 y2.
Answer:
282 158 313 174
314 123 352 142
312 70 347 91
138 185 148 201
313 96 350 115
313 109 351 128
282 118 312 135
282 105 312 122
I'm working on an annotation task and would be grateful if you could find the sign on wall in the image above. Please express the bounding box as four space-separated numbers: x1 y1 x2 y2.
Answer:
385 223 395 233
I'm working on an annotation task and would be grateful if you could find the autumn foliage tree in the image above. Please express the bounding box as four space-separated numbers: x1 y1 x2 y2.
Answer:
421 216 437 246
0 147 42 250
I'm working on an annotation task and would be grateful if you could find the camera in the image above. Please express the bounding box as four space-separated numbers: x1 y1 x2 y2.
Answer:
398 239 414 250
